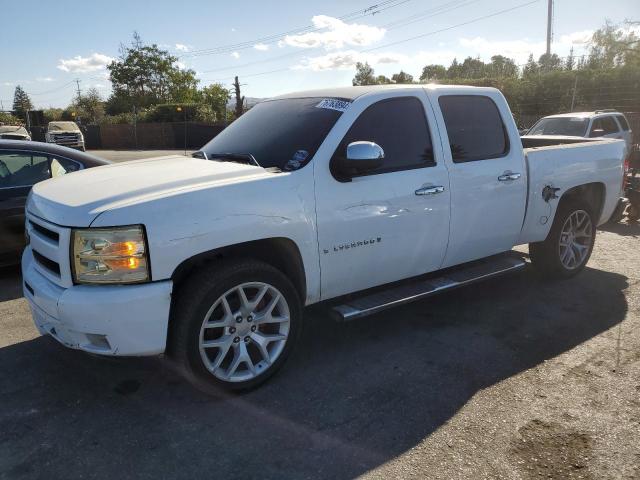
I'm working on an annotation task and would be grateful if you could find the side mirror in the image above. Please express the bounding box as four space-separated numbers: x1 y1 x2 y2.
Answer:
334 141 384 179
590 128 606 138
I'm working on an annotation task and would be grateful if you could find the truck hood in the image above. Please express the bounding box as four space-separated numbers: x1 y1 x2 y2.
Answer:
28 155 272 226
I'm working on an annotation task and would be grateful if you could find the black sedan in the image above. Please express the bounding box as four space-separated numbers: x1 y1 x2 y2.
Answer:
0 140 109 266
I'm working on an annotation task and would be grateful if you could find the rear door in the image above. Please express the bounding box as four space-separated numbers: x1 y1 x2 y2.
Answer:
430 92 527 268
0 150 51 262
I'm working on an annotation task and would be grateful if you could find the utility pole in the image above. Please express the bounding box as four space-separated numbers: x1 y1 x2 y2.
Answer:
570 75 578 112
233 76 245 119
75 78 82 100
546 0 553 56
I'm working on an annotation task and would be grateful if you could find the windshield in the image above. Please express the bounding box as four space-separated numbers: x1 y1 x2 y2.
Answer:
527 117 589 137
48 121 80 132
200 97 345 171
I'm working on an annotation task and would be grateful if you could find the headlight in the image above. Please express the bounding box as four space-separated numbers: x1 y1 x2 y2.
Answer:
72 226 149 284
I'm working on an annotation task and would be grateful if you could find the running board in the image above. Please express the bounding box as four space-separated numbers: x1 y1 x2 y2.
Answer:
331 253 527 321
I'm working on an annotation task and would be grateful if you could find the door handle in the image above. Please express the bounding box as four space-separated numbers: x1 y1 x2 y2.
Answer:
498 172 521 182
415 185 445 195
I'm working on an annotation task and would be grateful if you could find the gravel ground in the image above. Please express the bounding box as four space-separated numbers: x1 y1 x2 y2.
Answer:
0 222 638 479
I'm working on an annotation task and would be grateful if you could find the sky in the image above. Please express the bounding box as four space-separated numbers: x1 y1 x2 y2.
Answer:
0 0 638 109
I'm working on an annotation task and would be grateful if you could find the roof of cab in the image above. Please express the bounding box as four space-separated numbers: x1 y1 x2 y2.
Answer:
271 84 496 101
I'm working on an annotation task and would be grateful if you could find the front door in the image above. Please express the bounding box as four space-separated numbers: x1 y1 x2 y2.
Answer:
314 92 450 301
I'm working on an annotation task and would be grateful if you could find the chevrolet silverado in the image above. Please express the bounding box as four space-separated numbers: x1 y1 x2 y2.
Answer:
22 85 626 390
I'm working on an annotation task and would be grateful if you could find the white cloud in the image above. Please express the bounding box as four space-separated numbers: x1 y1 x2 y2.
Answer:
231 51 240 59
558 30 593 46
457 28 602 64
57 53 114 73
175 43 190 52
1 82 14 87
254 43 269 51
283 15 385 50
293 50 406 71
36 77 55 82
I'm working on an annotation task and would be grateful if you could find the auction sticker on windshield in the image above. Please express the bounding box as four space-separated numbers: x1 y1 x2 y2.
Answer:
316 98 351 112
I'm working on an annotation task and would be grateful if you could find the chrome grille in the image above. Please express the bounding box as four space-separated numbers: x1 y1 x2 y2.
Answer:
26 213 73 288
50 133 81 145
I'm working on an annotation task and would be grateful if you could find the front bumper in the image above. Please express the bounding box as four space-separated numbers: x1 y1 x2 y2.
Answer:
22 247 173 356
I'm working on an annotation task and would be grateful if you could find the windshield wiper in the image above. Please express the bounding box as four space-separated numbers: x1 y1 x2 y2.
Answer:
205 152 260 167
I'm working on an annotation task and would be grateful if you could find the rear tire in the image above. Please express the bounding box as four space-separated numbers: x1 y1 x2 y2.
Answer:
529 200 596 278
169 259 302 391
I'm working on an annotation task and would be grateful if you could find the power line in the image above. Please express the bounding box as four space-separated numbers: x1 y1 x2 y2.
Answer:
196 0 484 79
24 80 76 96
363 0 541 52
182 0 413 58
203 0 542 84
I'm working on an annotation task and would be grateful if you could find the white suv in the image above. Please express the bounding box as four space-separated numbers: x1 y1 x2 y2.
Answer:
526 110 633 156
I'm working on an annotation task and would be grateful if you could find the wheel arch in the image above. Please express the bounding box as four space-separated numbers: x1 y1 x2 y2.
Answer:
170 237 307 303
557 182 606 221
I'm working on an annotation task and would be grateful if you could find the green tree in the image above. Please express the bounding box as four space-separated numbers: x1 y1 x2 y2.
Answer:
106 32 199 113
420 64 447 82
375 75 392 84
487 55 518 78
73 88 105 124
199 83 231 123
459 57 486 79
352 62 377 86
588 20 640 68
0 111 22 125
391 70 414 84
12 85 33 120
538 53 563 73
447 58 463 78
522 54 539 77
565 47 576 71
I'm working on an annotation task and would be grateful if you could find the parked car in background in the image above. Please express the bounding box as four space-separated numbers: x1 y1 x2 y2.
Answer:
45 121 85 151
0 125 31 141
523 110 633 156
21 85 626 391
0 140 108 267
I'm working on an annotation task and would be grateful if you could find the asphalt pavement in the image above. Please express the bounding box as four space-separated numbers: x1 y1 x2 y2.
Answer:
1 221 639 479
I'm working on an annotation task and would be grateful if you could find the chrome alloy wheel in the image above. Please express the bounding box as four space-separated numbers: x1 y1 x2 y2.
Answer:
198 282 290 383
558 209 593 270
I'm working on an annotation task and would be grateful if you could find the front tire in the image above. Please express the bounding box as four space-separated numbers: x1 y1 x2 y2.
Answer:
170 260 302 391
529 200 596 278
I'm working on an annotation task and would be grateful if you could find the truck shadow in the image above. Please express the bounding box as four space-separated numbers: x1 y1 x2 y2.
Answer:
0 266 628 479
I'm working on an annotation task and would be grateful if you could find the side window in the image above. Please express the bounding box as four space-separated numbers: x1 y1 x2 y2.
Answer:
438 95 508 162
0 151 50 188
614 115 630 131
590 117 619 137
334 96 434 175
601 116 619 134
51 156 81 178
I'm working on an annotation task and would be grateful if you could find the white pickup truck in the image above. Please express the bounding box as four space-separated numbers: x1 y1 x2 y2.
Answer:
22 85 626 390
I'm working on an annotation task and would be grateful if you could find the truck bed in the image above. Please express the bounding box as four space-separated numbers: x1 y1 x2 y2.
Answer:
517 138 626 245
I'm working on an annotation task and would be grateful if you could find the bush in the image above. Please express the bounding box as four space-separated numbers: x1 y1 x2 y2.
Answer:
0 112 22 125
